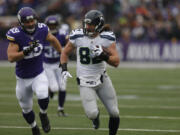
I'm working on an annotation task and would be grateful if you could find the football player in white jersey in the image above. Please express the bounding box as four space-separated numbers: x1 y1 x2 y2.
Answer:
60 10 120 135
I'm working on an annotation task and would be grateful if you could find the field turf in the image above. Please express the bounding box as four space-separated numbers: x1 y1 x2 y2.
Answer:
0 65 180 135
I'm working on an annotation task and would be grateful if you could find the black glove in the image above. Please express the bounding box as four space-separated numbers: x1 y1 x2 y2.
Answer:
23 40 39 56
98 51 109 61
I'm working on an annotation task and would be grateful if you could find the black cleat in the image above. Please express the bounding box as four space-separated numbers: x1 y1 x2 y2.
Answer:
57 110 68 117
92 113 100 129
32 125 41 135
39 113 51 133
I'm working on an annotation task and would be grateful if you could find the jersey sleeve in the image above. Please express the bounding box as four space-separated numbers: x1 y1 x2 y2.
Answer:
6 27 20 44
100 31 116 47
56 33 67 47
69 29 84 46
37 23 49 39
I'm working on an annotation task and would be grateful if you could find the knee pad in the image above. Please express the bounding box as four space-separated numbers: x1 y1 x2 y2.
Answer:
19 100 33 113
36 88 48 99
109 107 119 117
50 82 59 92
22 107 33 114
86 109 99 120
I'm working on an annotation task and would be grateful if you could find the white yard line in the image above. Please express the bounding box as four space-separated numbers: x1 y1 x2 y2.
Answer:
1 61 180 68
0 99 180 110
0 93 180 102
0 101 180 110
0 125 179 133
0 112 180 120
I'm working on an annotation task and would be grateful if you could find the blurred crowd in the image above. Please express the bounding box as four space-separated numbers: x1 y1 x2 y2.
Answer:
1 0 180 42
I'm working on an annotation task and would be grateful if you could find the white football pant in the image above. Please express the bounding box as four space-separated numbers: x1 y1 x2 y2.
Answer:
16 71 49 113
43 62 66 92
79 73 119 119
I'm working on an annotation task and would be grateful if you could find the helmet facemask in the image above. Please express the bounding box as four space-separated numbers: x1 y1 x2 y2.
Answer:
45 15 61 35
83 10 104 37
17 7 37 34
47 22 59 34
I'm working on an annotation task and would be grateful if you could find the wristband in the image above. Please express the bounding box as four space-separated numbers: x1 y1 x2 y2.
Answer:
60 63 67 71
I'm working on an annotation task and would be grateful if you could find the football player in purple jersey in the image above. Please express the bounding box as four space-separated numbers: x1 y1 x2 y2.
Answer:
6 7 62 135
43 15 69 116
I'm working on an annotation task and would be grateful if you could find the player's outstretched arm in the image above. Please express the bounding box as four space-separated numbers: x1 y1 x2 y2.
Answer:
46 32 62 54
60 41 75 64
7 42 24 62
59 41 74 90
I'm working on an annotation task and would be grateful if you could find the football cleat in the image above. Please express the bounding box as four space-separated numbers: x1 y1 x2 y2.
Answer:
57 110 68 117
92 113 100 129
32 125 41 135
39 113 51 133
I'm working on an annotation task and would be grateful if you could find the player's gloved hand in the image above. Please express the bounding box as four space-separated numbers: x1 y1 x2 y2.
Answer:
59 63 72 90
90 45 103 58
91 45 110 61
23 40 40 56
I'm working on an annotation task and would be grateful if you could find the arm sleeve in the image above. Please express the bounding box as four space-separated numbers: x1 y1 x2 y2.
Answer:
6 28 19 44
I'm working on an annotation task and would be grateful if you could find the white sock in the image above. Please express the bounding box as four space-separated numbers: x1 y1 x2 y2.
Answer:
58 106 64 111
40 108 47 114
30 121 37 128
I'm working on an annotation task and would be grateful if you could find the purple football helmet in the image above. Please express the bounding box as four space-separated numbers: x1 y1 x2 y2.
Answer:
17 7 37 34
45 15 61 34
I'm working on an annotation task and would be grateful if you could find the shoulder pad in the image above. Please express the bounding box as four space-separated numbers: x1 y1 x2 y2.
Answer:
100 31 116 41
6 27 20 42
69 29 84 40
37 23 48 29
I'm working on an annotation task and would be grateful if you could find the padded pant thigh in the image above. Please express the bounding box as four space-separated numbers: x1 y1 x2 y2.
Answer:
16 79 33 113
79 86 99 119
97 76 119 117
32 71 49 99
45 68 59 92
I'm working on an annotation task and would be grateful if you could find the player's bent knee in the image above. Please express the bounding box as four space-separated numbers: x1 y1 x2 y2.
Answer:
50 84 59 92
86 109 99 119
109 108 119 117
19 100 33 113
36 91 48 99
22 107 33 114
35 87 48 99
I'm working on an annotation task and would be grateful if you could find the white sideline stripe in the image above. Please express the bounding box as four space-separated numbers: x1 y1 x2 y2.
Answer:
0 125 180 133
0 112 180 120
1 101 180 110
1 94 180 102
1 61 180 69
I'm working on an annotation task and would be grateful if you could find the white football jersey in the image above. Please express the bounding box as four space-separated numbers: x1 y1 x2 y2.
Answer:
69 28 116 77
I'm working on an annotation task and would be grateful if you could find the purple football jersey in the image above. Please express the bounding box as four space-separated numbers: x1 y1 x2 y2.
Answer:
6 23 49 78
43 31 66 63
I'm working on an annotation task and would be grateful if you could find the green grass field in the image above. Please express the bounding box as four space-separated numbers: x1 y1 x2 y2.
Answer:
0 66 180 135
